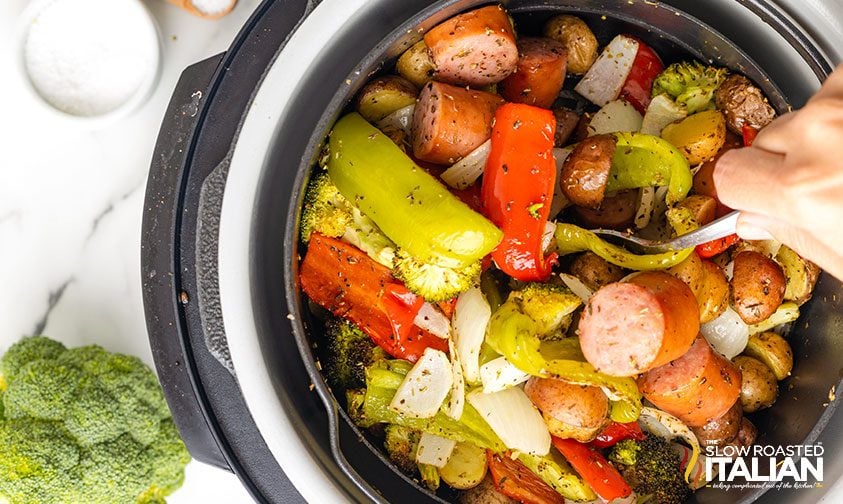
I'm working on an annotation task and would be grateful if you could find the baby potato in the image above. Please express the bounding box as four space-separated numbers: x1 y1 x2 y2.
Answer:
524 377 609 442
699 259 730 323
569 251 626 291
355 75 418 123
731 250 787 325
439 442 487 490
543 15 598 75
661 110 727 165
744 332 793 381
734 355 778 413
776 244 821 305
396 40 436 88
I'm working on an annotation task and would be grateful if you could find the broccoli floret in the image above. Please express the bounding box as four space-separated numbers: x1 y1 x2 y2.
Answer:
393 249 481 302
510 283 582 338
324 318 387 391
0 336 190 504
652 62 729 114
300 172 396 267
608 437 690 504
384 424 422 475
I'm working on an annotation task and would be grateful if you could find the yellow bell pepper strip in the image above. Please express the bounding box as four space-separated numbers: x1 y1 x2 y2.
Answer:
606 132 693 206
327 113 503 269
554 223 693 270
482 103 558 282
485 300 642 423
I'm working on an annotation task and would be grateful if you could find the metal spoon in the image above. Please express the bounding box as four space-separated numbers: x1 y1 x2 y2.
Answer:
591 211 739 254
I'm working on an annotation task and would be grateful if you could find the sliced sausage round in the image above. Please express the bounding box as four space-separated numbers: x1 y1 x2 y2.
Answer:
578 271 700 377
731 250 787 324
559 133 617 208
411 81 504 165
424 5 518 87
499 37 568 108
637 336 742 427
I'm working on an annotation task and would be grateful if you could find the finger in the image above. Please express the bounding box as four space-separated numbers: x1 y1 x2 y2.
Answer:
751 112 796 154
713 147 789 219
736 212 843 283
810 63 843 102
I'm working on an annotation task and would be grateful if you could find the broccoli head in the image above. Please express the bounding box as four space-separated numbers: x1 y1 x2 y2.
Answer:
300 172 396 267
324 317 387 391
384 424 422 475
0 336 190 504
393 249 481 302
652 61 729 114
510 282 581 338
608 436 690 504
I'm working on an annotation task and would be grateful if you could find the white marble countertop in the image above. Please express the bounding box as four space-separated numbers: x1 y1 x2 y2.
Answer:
1 0 266 501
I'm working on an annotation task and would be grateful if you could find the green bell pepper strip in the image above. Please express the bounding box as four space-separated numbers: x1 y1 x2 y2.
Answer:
327 113 503 269
607 132 693 206
485 301 642 423
555 223 694 271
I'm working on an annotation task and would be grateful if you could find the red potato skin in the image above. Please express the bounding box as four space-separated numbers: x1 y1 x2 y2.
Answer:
499 37 568 108
559 134 617 208
524 378 609 442
691 400 743 447
731 250 787 324
424 5 518 87
637 336 742 427
411 81 504 165
578 271 700 377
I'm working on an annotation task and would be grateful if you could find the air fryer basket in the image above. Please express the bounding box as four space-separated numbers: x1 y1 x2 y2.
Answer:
266 1 840 503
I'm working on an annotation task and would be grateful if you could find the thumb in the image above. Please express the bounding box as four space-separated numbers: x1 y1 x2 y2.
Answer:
736 212 843 282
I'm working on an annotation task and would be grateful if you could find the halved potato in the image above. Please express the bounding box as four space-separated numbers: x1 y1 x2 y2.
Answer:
662 110 727 165
776 244 821 305
355 75 418 123
438 442 488 490
396 41 436 88
744 332 793 381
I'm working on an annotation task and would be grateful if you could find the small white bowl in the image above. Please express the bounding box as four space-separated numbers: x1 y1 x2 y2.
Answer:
14 0 162 129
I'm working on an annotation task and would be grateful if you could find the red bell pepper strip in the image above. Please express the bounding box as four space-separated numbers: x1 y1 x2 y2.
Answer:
695 126 758 256
552 437 633 502
487 450 565 504
299 234 447 362
620 37 664 114
589 422 647 449
695 233 741 259
482 103 558 282
742 124 759 147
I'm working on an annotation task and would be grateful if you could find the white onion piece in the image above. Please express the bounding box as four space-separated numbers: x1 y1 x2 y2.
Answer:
639 406 701 484
467 387 551 456
376 104 415 135
452 287 492 385
416 433 457 468
634 186 656 229
542 221 557 253
445 339 466 420
640 94 688 136
588 99 643 136
390 348 453 418
440 139 492 189
700 307 749 359
574 35 639 106
558 273 594 302
480 356 531 394
550 147 573 218
414 302 451 339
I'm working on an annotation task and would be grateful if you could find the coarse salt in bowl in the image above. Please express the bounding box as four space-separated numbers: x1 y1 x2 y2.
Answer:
17 0 161 124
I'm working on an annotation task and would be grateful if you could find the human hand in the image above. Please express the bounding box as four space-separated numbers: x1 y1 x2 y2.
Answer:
714 64 843 281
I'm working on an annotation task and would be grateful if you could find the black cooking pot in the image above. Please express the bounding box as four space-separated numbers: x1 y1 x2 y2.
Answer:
141 1 843 502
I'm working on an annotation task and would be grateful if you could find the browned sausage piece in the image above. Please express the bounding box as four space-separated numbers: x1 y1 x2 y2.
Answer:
524 378 609 442
499 37 568 109
714 74 776 135
411 81 504 165
731 250 787 324
637 336 742 427
571 189 637 230
568 251 626 291
691 400 742 447
578 271 699 377
423 5 518 87
559 133 617 208
553 108 580 146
